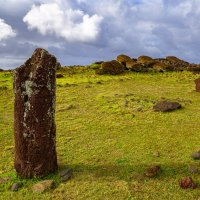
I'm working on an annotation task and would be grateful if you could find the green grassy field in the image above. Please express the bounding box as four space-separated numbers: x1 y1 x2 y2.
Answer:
1 67 200 199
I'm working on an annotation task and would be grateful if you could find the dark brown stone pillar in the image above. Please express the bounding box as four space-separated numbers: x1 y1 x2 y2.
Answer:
195 78 200 92
14 48 58 178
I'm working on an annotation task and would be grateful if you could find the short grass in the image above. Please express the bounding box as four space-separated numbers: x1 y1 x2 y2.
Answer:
1 68 200 199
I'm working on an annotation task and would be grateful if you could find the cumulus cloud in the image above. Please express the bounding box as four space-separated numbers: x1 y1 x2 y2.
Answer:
23 3 103 42
0 18 16 41
1 0 200 69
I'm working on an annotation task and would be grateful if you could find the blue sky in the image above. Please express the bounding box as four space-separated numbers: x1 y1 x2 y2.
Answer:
0 0 200 69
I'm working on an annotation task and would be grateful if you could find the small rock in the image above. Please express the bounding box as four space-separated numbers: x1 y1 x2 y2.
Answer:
56 74 64 78
144 165 161 178
191 152 200 160
153 151 160 157
32 180 54 193
137 106 143 112
11 183 22 191
153 101 182 112
59 168 73 182
188 165 199 174
179 177 197 189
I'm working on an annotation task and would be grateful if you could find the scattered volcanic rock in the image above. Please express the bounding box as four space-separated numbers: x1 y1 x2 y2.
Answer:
13 48 59 178
11 183 22 191
144 165 161 178
153 101 182 112
188 165 199 174
32 180 54 193
191 152 200 160
59 168 73 182
179 177 197 189
194 78 200 92
96 60 124 75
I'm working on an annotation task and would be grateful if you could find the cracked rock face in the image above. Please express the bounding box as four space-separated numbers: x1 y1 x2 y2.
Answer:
14 48 58 178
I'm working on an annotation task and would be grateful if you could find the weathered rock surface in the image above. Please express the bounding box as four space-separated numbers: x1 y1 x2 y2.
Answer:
14 48 59 178
96 60 124 75
191 152 200 160
137 55 153 64
153 101 182 112
194 78 200 92
11 183 22 191
59 168 73 182
179 177 197 189
32 180 54 193
116 54 132 67
152 62 172 72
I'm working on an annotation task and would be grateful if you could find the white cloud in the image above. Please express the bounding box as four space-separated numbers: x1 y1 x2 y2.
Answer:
1 0 200 69
23 3 103 42
0 18 16 41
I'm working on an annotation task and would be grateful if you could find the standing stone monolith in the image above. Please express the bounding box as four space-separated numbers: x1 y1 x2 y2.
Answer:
194 78 200 92
14 48 59 178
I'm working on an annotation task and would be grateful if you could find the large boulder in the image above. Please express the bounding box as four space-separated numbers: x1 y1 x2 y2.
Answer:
166 56 180 62
126 60 137 69
137 56 153 64
96 60 124 75
137 56 156 68
127 62 148 72
165 56 189 71
116 54 132 68
152 62 173 72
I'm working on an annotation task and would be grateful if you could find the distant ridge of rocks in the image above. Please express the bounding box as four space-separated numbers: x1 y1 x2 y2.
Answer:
94 54 200 75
